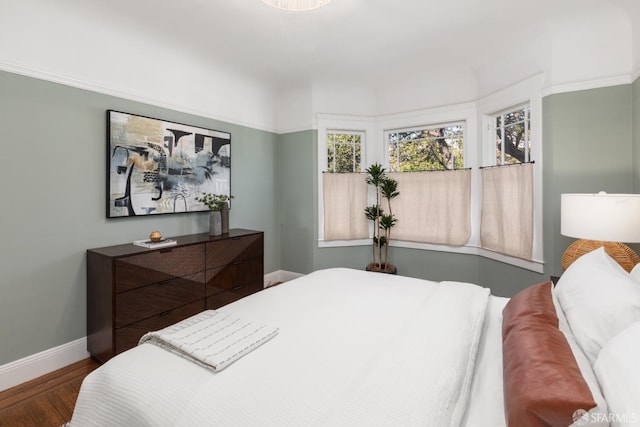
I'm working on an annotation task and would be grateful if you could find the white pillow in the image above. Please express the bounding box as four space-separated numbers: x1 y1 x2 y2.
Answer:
554 247 640 365
593 321 640 427
629 263 640 285
552 286 609 426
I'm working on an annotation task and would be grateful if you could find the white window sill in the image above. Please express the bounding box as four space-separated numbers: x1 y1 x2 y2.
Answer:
317 239 544 273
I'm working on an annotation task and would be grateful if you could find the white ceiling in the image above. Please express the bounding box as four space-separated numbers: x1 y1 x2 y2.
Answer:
3 0 639 131
74 0 639 93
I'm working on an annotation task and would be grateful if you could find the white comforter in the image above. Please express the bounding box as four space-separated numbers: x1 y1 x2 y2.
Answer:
71 268 492 427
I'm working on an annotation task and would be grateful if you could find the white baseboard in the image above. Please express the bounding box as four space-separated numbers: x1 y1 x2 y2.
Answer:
0 272 304 392
0 337 89 392
264 270 305 287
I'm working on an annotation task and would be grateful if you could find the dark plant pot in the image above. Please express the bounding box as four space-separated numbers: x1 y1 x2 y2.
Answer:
365 262 397 275
221 204 229 234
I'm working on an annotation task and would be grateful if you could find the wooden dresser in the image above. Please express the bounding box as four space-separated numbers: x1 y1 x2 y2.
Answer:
87 229 264 363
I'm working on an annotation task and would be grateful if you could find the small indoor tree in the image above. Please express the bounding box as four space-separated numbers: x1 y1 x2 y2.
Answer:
364 163 400 273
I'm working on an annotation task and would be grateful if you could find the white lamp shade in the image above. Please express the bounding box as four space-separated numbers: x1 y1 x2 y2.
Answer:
561 193 640 243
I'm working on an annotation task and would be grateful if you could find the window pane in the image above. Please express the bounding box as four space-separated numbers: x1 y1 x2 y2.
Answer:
388 124 464 172
495 105 531 165
327 132 362 173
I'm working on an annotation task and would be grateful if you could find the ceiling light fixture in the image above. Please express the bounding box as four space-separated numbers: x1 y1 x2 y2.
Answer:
261 0 333 11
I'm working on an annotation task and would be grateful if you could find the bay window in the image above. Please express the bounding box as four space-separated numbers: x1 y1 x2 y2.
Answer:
317 74 543 272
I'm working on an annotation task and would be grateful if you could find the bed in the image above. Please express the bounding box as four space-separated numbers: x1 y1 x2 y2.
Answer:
70 247 640 427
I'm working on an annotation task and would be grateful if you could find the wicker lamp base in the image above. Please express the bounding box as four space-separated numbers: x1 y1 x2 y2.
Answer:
561 239 640 273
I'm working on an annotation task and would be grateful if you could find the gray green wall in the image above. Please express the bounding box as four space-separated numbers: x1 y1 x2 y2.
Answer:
277 131 315 273
543 84 635 276
0 70 280 365
634 77 640 191
1 69 638 365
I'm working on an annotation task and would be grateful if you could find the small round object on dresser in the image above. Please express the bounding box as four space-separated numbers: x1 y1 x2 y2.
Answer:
149 231 163 242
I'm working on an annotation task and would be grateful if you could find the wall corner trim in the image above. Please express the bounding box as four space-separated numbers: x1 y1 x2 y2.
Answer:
543 74 632 97
0 337 89 392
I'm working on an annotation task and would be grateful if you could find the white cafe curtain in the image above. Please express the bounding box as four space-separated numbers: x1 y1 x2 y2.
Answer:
390 170 471 246
323 173 369 241
480 163 534 260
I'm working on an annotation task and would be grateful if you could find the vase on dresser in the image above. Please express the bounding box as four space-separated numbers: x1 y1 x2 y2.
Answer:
210 211 222 236
221 203 229 234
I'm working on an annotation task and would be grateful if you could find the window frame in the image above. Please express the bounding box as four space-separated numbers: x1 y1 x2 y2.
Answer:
317 114 374 246
477 75 544 271
492 103 532 166
316 74 544 272
326 130 365 173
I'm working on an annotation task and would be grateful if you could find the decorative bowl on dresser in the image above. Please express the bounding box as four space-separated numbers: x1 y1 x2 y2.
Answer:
86 229 264 363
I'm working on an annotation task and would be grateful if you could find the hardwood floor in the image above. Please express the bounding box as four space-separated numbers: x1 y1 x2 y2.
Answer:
0 358 100 427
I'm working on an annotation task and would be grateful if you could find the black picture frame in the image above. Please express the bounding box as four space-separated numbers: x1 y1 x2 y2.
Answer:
107 110 231 218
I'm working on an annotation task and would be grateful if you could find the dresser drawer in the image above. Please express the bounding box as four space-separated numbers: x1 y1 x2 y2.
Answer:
115 245 205 293
206 234 263 268
115 273 205 328
87 230 264 363
205 257 262 295
205 281 263 309
115 299 205 355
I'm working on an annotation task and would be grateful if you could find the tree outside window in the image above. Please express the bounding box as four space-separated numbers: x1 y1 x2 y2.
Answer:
327 131 363 173
495 105 531 165
387 124 464 172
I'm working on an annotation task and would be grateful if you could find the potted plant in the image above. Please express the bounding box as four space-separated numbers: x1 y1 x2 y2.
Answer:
364 163 399 273
195 193 233 236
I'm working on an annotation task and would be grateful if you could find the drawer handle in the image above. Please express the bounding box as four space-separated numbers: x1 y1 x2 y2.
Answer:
159 310 171 317
232 237 242 240
159 248 173 253
232 284 244 291
156 279 172 286
232 260 244 266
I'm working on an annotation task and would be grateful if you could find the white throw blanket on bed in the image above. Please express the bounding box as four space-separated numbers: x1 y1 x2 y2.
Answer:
139 310 279 372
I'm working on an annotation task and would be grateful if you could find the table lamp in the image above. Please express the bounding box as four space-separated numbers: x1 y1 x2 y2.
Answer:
561 192 640 272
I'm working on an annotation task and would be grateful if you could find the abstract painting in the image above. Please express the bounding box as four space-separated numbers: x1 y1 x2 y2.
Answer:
107 110 231 218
